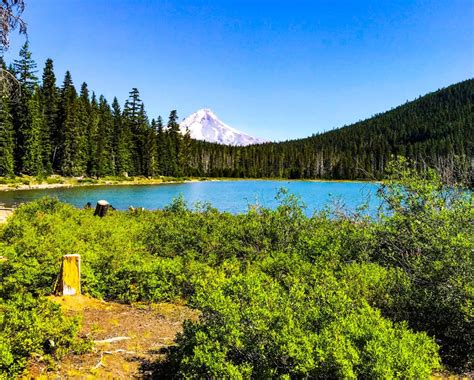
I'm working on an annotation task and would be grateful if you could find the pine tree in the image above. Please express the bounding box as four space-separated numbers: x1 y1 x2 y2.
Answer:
167 110 182 177
76 84 93 175
57 71 78 175
143 118 158 177
123 88 146 175
13 41 38 94
181 126 192 176
95 96 114 177
74 83 91 175
156 116 167 175
87 92 100 176
112 97 132 176
40 58 57 174
0 96 15 176
23 87 44 176
11 41 38 173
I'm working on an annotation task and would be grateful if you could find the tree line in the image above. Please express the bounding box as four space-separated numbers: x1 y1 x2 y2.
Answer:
0 42 472 184
0 42 192 178
189 79 473 184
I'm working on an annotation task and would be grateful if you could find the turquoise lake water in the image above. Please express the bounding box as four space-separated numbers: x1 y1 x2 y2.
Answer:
0 180 381 215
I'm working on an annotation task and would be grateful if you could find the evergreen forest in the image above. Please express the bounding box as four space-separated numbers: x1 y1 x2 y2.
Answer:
0 43 472 184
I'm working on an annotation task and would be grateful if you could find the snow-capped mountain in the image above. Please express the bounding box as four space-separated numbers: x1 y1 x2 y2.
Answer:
180 109 266 146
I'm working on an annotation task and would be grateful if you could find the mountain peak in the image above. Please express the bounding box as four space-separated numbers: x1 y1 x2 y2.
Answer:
180 109 266 146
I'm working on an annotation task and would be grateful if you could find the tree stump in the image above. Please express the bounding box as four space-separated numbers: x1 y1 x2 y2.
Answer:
55 254 81 296
94 200 110 217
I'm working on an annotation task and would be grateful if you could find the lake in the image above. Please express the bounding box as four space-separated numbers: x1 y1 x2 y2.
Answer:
0 180 381 215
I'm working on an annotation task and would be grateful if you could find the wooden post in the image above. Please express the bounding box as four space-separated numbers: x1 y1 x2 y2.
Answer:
94 200 110 217
55 254 81 296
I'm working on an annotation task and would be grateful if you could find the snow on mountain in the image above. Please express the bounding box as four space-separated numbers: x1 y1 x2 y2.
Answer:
180 109 266 146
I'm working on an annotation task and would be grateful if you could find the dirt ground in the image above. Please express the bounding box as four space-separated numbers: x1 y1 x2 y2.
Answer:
27 295 198 379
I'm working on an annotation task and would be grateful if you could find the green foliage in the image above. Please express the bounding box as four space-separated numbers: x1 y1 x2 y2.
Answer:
0 96 15 177
0 197 93 377
3 163 471 376
161 269 439 379
0 294 91 379
23 87 44 176
373 157 474 369
13 41 38 94
40 58 56 175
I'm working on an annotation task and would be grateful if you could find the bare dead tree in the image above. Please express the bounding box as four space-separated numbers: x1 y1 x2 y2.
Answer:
1 0 27 52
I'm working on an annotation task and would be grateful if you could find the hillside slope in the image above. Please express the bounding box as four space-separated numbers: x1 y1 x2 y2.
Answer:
188 79 473 183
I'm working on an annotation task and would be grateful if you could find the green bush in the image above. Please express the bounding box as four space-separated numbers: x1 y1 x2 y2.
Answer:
372 158 474 369
0 161 471 375
45 177 64 184
0 294 91 378
160 271 440 379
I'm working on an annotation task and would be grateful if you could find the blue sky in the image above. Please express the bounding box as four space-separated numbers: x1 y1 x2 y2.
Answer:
3 0 474 141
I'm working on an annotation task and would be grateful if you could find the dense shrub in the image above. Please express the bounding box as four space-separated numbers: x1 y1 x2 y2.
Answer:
0 294 90 378
161 270 439 379
372 159 474 369
0 160 471 376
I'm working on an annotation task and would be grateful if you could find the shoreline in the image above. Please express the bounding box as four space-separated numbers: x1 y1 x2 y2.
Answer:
0 176 379 193
0 178 202 193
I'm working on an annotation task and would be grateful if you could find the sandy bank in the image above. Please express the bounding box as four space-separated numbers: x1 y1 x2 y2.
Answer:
0 183 77 192
0 178 204 193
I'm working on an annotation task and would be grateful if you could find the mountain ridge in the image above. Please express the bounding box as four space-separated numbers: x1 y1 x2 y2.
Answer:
187 79 473 183
180 108 266 146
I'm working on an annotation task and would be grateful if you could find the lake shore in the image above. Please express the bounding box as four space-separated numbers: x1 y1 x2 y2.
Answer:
0 177 204 193
0 176 378 193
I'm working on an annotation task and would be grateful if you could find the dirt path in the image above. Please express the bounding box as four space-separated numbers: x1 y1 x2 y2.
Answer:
27 295 198 379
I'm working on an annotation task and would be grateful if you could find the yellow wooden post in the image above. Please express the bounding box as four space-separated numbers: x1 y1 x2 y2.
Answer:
56 254 81 296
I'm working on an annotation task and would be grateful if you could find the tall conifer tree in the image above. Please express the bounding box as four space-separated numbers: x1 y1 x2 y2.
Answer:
112 97 132 176
12 41 38 172
123 88 147 175
95 96 114 177
40 58 57 173
13 41 37 94
143 118 158 177
57 71 78 175
167 110 182 177
0 96 15 176
156 116 167 175
87 92 100 176
23 87 44 176
76 83 92 175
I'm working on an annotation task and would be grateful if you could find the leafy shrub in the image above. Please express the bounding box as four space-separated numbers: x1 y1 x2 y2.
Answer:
0 294 91 378
372 158 474 369
45 177 64 185
0 162 471 375
160 271 440 379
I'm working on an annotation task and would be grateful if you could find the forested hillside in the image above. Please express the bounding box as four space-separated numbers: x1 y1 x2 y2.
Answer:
0 43 472 183
190 79 473 183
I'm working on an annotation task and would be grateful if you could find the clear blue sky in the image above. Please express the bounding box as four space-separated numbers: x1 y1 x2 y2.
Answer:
3 0 474 141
